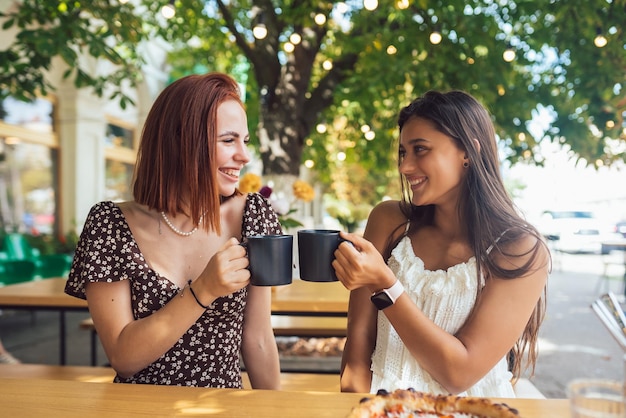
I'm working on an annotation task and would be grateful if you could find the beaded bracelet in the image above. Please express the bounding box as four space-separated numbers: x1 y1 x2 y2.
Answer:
187 279 210 309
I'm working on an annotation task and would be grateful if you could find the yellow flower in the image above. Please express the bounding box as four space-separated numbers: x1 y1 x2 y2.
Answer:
239 173 262 193
292 180 315 202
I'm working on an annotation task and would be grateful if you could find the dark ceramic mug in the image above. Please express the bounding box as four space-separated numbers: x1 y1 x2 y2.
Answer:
245 234 293 286
297 229 346 282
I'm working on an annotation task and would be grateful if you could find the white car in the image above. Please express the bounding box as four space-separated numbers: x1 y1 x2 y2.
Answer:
538 210 612 254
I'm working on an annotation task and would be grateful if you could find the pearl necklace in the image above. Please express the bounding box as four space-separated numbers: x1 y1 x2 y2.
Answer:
160 212 203 237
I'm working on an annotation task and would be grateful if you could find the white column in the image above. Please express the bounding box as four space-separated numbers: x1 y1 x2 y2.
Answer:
57 82 107 233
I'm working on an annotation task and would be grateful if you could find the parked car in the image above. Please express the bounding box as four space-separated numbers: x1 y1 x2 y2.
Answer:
613 220 626 238
537 210 612 254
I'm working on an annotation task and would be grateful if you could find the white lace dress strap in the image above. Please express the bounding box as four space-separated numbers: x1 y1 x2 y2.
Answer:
485 227 511 255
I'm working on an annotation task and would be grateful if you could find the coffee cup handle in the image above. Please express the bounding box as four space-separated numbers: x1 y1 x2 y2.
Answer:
239 240 249 266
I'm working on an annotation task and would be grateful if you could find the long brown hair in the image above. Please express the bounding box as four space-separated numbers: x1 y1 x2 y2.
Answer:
391 90 549 379
133 72 243 234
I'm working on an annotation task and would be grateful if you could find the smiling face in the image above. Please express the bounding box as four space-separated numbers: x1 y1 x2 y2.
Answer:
398 116 467 208
215 100 251 197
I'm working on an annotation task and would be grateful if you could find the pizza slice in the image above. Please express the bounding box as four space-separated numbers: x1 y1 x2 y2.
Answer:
347 388 520 418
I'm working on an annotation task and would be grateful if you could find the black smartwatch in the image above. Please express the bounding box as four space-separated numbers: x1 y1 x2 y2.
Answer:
370 280 405 310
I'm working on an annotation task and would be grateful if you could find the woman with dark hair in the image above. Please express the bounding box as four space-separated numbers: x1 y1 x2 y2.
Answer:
65 73 281 388
334 90 549 397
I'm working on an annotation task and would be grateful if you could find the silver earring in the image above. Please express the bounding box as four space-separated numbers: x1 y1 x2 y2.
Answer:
463 161 469 168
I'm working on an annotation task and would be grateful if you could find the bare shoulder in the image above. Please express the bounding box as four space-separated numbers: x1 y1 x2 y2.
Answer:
220 193 249 230
367 200 406 224
491 227 551 279
220 193 248 214
225 193 248 211
115 201 153 223
363 200 408 251
116 200 142 215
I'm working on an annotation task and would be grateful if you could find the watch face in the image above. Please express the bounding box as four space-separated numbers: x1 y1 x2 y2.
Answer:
371 292 393 310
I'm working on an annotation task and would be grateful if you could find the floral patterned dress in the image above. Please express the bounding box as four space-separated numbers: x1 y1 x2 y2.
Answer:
65 193 281 387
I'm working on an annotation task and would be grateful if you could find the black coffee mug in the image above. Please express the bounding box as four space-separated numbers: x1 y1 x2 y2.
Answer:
246 234 293 286
297 229 345 282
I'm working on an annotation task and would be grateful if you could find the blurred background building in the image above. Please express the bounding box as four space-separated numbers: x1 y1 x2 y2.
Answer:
0 9 169 238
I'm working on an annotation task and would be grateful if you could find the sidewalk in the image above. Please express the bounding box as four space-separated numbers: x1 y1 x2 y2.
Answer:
531 252 624 398
0 252 623 398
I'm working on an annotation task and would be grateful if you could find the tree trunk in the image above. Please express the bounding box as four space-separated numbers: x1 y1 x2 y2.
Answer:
257 112 303 176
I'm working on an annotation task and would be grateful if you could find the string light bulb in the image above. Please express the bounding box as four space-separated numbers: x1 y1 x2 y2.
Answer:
252 11 268 40
316 123 327 134
253 23 267 39
161 1 175 19
289 33 302 45
396 0 409 10
502 44 516 62
594 28 608 48
429 30 442 45
364 0 378 11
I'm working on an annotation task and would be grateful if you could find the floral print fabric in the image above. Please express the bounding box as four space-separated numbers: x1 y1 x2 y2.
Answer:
65 193 281 387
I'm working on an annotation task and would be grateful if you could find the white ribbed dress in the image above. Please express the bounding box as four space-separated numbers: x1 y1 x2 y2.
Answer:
369 236 515 397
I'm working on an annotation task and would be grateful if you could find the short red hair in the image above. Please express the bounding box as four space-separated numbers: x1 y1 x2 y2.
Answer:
132 72 243 234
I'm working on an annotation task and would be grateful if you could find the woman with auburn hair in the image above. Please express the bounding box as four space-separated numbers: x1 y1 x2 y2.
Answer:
334 90 549 397
65 73 281 388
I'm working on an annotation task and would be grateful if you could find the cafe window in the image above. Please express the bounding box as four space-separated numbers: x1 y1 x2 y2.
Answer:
0 97 58 234
0 96 54 134
104 118 136 202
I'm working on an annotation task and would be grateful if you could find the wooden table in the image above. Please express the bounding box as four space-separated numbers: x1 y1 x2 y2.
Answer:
0 277 84 309
0 278 349 364
0 363 343 391
0 277 348 314
271 279 349 316
0 378 569 417
0 277 86 364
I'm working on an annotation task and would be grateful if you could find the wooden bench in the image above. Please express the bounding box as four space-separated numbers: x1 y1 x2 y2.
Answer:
0 364 543 398
80 316 347 366
271 315 347 337
0 364 340 391
79 318 100 366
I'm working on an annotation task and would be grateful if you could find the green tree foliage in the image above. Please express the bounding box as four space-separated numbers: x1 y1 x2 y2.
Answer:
0 0 147 108
1 0 624 206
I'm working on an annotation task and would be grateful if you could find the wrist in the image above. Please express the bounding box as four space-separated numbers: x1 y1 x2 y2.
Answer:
187 280 211 310
370 280 404 310
370 269 398 294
